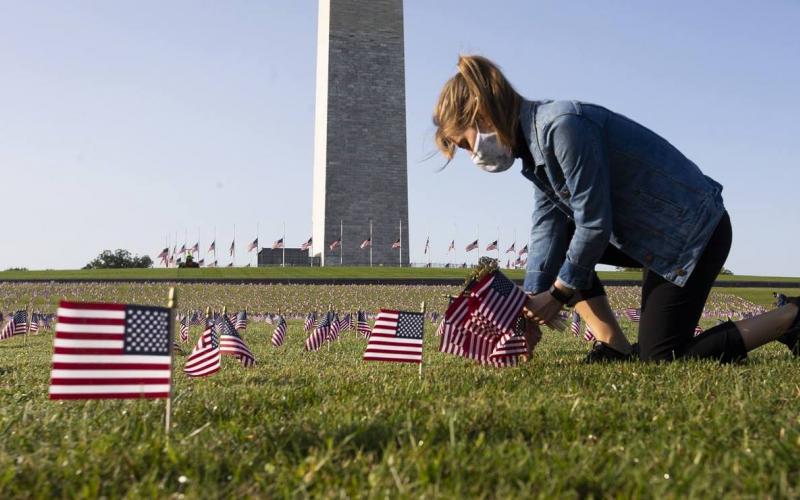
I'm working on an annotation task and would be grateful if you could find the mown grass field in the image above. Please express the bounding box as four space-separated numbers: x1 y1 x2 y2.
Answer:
1 266 798 284
1 283 799 497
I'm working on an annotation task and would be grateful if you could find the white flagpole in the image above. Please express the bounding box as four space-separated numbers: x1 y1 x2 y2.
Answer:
165 287 176 439
427 224 431 268
369 219 373 268
476 225 480 266
497 226 500 262
419 301 425 379
453 224 457 268
398 218 402 268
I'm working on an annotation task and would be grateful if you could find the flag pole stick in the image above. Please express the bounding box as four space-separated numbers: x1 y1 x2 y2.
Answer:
282 221 286 268
166 287 176 440
369 219 373 268
24 304 30 346
419 301 425 380
399 218 402 268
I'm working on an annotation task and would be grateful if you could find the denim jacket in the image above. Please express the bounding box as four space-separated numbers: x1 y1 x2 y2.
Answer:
520 99 725 293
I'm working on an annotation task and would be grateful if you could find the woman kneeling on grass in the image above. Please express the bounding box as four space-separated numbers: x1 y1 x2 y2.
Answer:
433 55 800 363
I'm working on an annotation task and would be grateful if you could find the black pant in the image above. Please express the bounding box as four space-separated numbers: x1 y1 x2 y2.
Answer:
574 211 745 362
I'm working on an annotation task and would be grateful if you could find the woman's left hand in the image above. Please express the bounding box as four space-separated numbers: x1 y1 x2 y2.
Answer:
524 291 563 326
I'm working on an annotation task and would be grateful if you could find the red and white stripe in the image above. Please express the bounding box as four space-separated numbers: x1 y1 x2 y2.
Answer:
49 301 171 400
363 310 423 364
271 318 287 347
470 273 527 335
184 324 220 377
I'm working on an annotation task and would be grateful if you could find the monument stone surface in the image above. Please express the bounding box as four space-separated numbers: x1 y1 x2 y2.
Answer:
312 0 409 266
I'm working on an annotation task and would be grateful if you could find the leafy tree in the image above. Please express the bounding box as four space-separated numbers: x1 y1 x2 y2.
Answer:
83 249 153 269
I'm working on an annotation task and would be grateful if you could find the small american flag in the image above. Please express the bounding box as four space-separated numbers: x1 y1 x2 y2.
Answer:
360 238 372 249
179 316 189 343
624 308 641 322
356 310 371 337
1 310 28 340
184 318 220 377
271 238 283 250
271 315 287 347
190 242 199 255
518 244 528 255
300 237 313 251
304 312 317 332
305 312 331 351
693 325 703 337
424 237 430 254
363 309 424 364
448 240 455 252
247 238 259 252
329 239 341 251
49 301 172 400
234 310 248 331
229 240 235 257
328 312 341 341
157 248 169 266
217 315 255 367
208 240 216 254
505 242 515 254
465 240 478 252
339 313 352 331
570 312 581 337
391 239 401 249
29 312 41 334
583 324 596 342
485 240 498 251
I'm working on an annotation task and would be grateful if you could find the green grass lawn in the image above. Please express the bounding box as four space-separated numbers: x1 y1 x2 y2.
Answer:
2 319 800 497
1 283 799 497
1 266 798 283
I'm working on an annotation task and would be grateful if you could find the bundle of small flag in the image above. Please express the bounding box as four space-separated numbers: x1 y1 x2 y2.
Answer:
437 258 535 367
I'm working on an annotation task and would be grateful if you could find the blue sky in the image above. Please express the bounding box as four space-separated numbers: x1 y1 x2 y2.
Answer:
1 1 798 275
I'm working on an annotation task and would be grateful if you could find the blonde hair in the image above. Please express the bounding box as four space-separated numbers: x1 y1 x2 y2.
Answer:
433 55 522 161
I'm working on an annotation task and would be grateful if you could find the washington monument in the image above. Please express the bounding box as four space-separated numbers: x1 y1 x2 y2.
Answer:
312 0 410 266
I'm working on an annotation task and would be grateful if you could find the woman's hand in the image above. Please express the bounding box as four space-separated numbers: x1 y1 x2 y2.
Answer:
524 291 563 326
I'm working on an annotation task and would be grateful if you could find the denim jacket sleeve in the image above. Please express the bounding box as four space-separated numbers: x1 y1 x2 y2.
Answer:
523 184 571 294
549 114 613 290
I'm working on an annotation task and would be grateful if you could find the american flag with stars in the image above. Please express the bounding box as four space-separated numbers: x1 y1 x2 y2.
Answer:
1 310 28 341
363 309 424 364
216 314 255 367
305 311 332 351
49 301 172 400
356 310 371 337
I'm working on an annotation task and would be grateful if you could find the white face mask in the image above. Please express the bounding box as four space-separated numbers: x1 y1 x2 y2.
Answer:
470 125 515 173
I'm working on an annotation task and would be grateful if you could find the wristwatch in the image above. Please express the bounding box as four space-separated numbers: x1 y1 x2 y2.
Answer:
549 283 575 305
